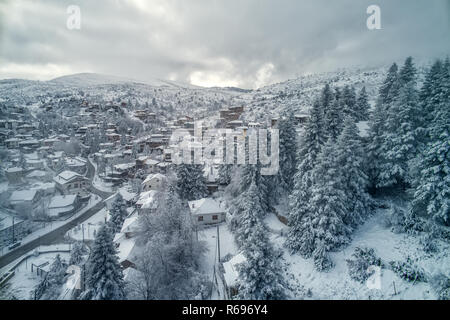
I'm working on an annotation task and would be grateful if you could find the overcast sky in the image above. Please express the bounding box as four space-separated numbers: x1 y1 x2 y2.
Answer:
0 0 449 88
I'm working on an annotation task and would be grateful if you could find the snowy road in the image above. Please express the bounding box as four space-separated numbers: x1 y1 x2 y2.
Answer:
0 200 105 269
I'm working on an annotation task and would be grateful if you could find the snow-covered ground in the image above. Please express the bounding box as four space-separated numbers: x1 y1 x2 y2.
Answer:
198 223 238 299
65 207 108 242
266 209 450 300
3 247 71 300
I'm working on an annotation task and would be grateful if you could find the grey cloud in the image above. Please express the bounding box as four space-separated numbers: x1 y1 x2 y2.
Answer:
0 0 449 88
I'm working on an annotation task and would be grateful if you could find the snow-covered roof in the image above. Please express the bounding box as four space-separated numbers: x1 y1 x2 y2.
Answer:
188 198 225 216
53 170 85 184
120 215 139 233
10 189 37 202
5 167 23 173
48 205 74 217
145 159 159 165
223 253 246 287
66 157 87 167
117 238 138 264
113 232 126 243
136 190 159 209
114 162 135 171
142 173 166 184
48 195 77 208
123 266 143 283
26 170 47 178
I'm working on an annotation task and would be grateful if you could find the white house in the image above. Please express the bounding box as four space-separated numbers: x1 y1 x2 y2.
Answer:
188 198 226 226
9 189 40 211
136 190 158 214
47 194 80 218
65 157 87 174
120 215 140 239
5 167 25 184
116 238 140 269
141 173 166 192
53 170 89 196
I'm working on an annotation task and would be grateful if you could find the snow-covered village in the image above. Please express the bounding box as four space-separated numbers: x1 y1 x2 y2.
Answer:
0 0 449 305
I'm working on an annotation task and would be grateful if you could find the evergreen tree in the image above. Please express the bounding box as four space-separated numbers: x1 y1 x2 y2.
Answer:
175 163 208 201
276 113 297 192
378 81 420 187
367 62 403 189
342 85 357 119
234 180 265 245
69 241 87 266
109 193 128 233
238 163 270 214
379 62 400 105
235 182 286 299
286 99 327 253
355 86 370 121
83 224 125 300
292 140 352 262
413 102 450 225
218 163 232 185
320 83 333 116
398 56 417 86
324 96 344 141
335 117 371 227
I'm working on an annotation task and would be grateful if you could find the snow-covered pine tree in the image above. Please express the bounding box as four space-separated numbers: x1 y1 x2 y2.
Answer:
341 85 357 119
218 163 232 185
398 56 417 86
83 224 125 300
286 99 327 253
378 80 420 188
234 180 265 246
335 117 371 227
413 101 450 225
109 193 128 233
320 83 334 116
175 163 208 201
291 139 352 263
276 113 297 192
379 62 400 105
355 86 370 121
367 62 402 190
324 95 344 141
237 163 270 215
69 241 87 265
235 182 286 299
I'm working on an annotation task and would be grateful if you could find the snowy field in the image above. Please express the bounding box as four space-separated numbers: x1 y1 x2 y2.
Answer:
267 209 450 300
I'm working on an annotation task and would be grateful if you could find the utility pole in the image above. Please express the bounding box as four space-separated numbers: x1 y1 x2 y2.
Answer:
82 224 84 243
216 224 220 263
12 216 15 244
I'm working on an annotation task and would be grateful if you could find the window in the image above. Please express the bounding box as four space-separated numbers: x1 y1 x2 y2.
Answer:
212 215 218 220
198 216 203 222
